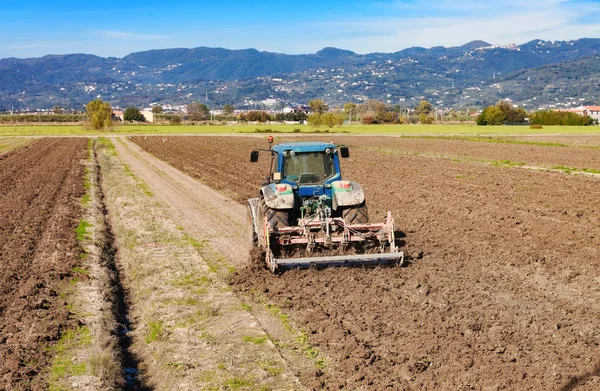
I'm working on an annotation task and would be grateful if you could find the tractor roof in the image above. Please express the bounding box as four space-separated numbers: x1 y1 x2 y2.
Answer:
272 142 336 153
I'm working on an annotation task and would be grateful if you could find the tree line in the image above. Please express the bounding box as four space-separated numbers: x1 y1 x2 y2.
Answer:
11 98 596 130
477 100 595 126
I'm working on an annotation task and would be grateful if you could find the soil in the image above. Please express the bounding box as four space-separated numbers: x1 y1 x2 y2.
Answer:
132 135 600 390
511 134 600 147
0 138 87 390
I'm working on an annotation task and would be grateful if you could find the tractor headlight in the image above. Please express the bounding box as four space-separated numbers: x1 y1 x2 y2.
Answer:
289 150 295 156
325 148 331 154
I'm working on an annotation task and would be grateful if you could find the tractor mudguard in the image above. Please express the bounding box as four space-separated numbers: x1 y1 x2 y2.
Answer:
261 184 295 209
331 181 365 210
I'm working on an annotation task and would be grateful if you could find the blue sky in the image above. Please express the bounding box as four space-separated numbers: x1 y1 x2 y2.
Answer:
1 0 599 58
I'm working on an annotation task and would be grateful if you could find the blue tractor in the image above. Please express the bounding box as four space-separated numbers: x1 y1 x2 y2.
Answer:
248 137 404 272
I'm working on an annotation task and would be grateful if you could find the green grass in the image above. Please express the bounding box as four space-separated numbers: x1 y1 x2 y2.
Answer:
4 123 600 136
49 327 91 390
75 220 91 242
551 165 600 175
416 135 569 147
146 321 166 343
242 335 268 344
490 160 526 168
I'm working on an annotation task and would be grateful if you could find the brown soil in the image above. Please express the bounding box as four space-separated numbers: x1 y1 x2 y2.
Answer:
343 136 600 170
0 138 87 390
132 135 600 390
511 134 600 147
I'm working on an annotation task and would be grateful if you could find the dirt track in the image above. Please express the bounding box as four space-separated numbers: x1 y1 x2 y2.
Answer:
0 138 87 389
131 135 600 390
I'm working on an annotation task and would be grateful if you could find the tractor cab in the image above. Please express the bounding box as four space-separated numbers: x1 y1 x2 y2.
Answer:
251 141 350 201
273 142 344 182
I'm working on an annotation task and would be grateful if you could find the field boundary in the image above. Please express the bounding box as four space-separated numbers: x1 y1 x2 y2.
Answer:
48 139 128 390
98 137 305 390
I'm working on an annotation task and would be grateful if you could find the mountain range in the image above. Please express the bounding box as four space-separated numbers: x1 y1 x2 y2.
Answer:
1 38 600 111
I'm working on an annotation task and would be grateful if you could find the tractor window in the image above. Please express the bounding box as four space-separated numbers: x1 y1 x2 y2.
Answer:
283 152 335 184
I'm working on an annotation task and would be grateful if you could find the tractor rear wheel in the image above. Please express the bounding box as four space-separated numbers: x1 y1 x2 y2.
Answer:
259 197 289 229
342 202 369 225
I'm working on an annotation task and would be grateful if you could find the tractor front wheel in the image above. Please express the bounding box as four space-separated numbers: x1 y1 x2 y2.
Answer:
342 201 369 225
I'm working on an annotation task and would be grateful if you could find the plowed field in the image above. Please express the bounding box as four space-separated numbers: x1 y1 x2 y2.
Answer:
0 138 87 390
132 135 600 390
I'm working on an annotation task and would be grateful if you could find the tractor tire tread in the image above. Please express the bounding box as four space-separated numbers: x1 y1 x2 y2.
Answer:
342 202 369 225
259 198 289 229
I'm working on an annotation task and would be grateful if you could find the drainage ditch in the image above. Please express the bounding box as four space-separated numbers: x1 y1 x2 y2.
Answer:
93 140 149 391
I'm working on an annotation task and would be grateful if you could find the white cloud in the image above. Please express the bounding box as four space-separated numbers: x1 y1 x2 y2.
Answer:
293 0 600 53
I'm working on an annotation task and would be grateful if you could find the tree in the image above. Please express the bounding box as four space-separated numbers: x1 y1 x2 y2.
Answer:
476 100 528 126
414 100 432 116
419 113 434 124
484 106 506 125
53 105 63 114
308 99 328 114
124 107 145 122
476 107 489 125
86 99 112 130
151 106 163 114
187 102 210 121
223 104 235 115
307 113 344 128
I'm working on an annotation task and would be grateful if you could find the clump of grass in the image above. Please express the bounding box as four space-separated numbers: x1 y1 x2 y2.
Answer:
258 359 284 376
226 376 255 389
146 321 167 343
551 165 600 175
242 335 268 344
552 165 575 174
171 274 213 288
49 327 91 389
75 220 92 242
581 168 600 174
490 160 525 168
71 266 90 276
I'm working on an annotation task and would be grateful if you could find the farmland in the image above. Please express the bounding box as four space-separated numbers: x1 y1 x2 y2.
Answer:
132 135 600 390
3 133 600 390
5 123 600 137
0 139 87 389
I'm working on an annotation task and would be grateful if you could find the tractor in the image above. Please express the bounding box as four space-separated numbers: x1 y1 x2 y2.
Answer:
248 136 404 272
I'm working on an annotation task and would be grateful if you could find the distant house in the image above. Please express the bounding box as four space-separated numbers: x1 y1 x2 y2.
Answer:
282 105 313 114
113 109 154 123
140 110 154 123
583 106 600 122
561 106 600 122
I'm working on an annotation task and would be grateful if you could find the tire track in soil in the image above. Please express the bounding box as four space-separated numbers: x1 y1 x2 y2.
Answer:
0 138 87 390
112 137 249 267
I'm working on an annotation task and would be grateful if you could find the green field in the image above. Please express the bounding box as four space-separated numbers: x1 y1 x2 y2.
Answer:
3 123 600 136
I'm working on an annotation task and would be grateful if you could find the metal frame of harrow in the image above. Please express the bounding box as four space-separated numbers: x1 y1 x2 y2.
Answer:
264 211 404 273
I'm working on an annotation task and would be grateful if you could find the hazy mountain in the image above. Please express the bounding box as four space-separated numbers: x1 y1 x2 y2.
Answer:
1 38 600 110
